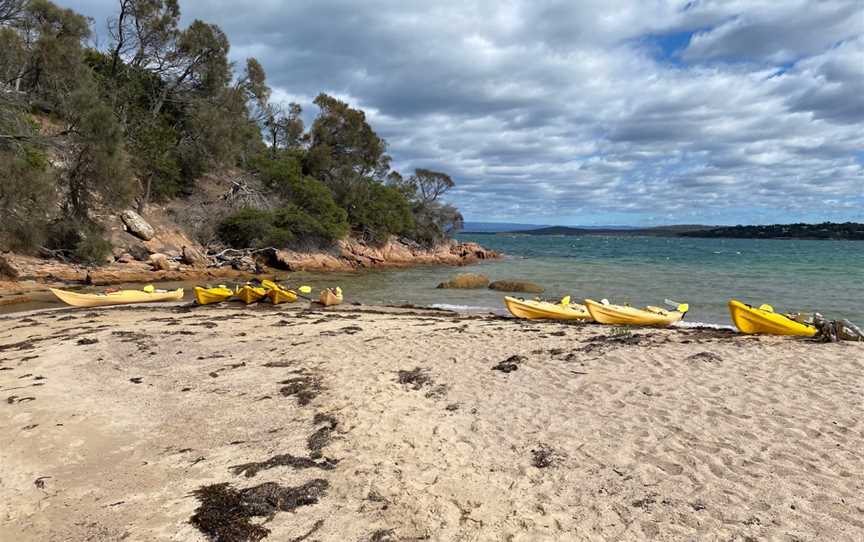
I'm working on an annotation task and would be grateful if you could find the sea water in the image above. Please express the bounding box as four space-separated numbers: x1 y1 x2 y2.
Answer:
286 234 864 327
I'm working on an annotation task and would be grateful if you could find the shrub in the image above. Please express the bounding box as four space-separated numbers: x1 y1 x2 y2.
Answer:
44 218 113 265
0 147 54 253
217 208 283 249
345 182 415 244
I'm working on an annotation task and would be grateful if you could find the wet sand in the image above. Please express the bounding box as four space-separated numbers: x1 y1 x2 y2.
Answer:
1 303 862 541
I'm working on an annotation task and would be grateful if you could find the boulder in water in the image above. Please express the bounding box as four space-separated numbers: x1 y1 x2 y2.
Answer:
436 273 490 289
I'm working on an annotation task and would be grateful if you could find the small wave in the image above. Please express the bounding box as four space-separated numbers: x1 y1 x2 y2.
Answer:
430 303 497 313
673 321 736 331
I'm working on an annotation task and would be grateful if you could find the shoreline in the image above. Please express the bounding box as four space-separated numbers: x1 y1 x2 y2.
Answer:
2 302 861 540
0 238 499 302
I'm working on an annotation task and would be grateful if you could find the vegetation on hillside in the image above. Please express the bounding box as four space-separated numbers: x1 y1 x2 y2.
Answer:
0 0 463 264
679 222 864 240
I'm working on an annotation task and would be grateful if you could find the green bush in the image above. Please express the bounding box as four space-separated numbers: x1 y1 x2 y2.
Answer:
73 232 113 265
44 218 113 265
244 154 350 245
217 208 283 249
0 148 54 253
345 182 415 244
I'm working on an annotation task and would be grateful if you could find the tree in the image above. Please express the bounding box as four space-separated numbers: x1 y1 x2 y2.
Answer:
107 0 180 78
307 93 391 192
148 19 229 116
391 168 462 245
410 168 455 204
0 0 26 25
60 74 133 220
0 146 54 252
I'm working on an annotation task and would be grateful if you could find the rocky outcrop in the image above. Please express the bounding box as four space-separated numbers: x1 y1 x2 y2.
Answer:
437 273 490 289
268 237 498 272
120 210 156 241
488 280 545 293
0 236 498 291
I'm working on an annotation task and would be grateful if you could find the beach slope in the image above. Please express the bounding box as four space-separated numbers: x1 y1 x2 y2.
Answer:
1 305 862 541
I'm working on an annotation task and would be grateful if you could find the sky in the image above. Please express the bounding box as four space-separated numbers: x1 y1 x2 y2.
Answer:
65 0 864 226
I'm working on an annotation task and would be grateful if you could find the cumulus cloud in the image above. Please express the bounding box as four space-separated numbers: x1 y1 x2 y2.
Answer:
64 0 864 224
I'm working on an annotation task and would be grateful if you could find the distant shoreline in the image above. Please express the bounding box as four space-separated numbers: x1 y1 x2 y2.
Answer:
463 222 864 241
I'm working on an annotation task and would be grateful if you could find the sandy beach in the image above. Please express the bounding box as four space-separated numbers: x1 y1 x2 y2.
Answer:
1 302 862 541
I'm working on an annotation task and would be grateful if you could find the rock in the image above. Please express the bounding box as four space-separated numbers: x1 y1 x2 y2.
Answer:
231 256 258 273
120 210 156 241
127 244 150 261
116 253 135 264
436 273 490 289
182 245 208 268
489 280 545 294
148 253 170 271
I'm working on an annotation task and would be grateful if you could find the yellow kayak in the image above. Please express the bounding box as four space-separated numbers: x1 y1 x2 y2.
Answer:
504 296 591 320
262 280 298 305
319 287 343 306
728 300 817 337
50 287 184 308
584 299 688 326
194 285 233 305
235 284 267 304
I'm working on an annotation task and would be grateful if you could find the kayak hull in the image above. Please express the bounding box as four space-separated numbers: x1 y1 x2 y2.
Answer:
194 286 233 305
268 288 298 305
504 296 591 320
50 288 184 308
319 289 343 306
235 285 267 304
728 300 817 337
584 299 685 326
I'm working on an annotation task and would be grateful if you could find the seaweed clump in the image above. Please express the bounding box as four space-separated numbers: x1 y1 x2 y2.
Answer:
308 414 338 459
230 453 336 478
396 368 432 390
279 375 322 406
190 479 328 542
492 355 525 373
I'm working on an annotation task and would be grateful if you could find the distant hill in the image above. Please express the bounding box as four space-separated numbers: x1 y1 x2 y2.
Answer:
510 225 714 237
680 222 864 240
502 222 864 240
460 222 550 233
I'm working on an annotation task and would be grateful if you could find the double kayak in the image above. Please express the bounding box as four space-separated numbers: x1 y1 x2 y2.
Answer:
194 286 233 305
728 300 817 337
584 299 688 327
319 287 343 306
504 296 591 320
51 287 184 308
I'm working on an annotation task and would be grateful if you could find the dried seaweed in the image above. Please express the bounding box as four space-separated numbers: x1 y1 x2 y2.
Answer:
396 368 432 390
190 480 329 542
230 453 337 477
492 355 525 373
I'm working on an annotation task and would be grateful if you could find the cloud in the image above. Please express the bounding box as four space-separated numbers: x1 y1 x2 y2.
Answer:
62 0 864 225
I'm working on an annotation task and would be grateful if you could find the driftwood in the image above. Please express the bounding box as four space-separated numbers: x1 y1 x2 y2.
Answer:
814 315 864 342
223 178 272 210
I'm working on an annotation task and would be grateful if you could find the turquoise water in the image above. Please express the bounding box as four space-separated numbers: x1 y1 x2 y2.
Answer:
6 234 863 326
282 234 864 326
